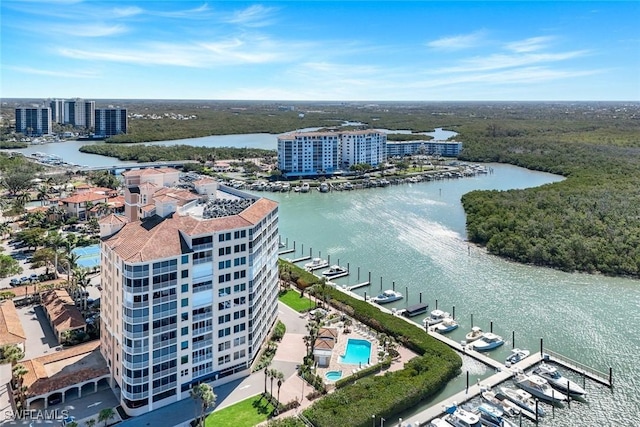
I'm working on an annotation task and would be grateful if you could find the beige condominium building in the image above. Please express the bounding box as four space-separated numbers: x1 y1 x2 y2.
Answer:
99 168 279 416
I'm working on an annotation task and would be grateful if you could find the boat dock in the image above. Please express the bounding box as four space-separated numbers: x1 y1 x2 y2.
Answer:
306 262 329 271
346 281 370 291
289 255 311 263
324 271 350 280
278 248 296 255
542 349 612 388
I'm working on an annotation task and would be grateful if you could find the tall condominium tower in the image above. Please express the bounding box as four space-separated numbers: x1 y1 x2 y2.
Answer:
49 99 65 124
64 98 95 128
15 107 52 136
276 132 340 176
99 168 279 416
95 108 128 137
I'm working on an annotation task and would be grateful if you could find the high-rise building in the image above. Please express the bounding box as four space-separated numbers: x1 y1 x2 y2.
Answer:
15 107 52 136
276 132 340 176
64 98 95 129
339 130 386 169
277 130 387 176
99 168 279 416
95 108 128 137
49 99 65 124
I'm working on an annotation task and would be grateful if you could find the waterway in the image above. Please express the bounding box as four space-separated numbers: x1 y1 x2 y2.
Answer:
261 165 639 426
7 128 457 168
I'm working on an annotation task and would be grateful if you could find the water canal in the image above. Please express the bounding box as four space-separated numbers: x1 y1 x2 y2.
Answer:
261 164 639 426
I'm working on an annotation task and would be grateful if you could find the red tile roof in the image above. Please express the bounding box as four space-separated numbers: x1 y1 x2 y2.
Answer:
60 192 109 204
0 300 26 346
41 289 86 332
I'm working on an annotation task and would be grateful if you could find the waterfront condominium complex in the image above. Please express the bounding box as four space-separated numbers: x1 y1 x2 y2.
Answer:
386 140 463 157
15 106 52 136
99 168 279 416
95 108 128 137
277 130 386 176
49 99 65 124
64 98 95 129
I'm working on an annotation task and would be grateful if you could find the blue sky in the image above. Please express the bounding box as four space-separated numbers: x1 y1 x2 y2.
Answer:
1 1 639 101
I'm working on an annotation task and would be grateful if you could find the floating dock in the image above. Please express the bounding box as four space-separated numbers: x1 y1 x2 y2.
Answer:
306 262 329 271
347 281 370 291
289 255 311 263
278 248 295 255
323 271 350 280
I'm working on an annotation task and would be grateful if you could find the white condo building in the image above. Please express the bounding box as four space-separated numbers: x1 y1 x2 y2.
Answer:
277 130 386 176
64 98 95 129
99 168 279 416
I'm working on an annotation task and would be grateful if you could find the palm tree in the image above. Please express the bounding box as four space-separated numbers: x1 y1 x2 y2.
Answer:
302 335 312 357
0 344 24 366
16 191 31 208
85 418 96 427
0 222 11 240
276 371 285 405
190 383 216 427
95 201 112 217
263 361 271 395
73 267 90 311
268 368 279 399
47 231 66 277
97 407 115 427
36 185 50 206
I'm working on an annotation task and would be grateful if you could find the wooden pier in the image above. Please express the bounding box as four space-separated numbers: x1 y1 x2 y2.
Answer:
278 248 296 255
323 271 350 280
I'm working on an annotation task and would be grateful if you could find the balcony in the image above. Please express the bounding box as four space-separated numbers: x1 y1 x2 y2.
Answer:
192 339 213 350
121 389 149 401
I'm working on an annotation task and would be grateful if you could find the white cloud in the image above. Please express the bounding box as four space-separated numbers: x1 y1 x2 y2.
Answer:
51 23 128 37
506 36 555 53
7 66 99 78
427 31 486 51
112 6 143 18
225 5 277 27
436 50 589 74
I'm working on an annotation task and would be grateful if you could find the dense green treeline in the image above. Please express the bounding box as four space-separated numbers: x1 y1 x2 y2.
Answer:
78 144 275 162
458 112 640 277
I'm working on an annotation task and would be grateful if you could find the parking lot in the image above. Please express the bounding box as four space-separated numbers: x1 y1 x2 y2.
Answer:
16 304 63 360
0 241 47 290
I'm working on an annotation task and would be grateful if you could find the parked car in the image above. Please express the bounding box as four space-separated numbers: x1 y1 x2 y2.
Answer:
19 276 29 284
10 278 20 286
29 273 39 282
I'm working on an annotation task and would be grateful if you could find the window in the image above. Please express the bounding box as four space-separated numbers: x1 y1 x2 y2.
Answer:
181 341 188 350
218 260 231 269
218 287 231 297
218 341 231 351
181 313 188 321
181 355 188 364
218 314 231 324
233 323 246 333
233 243 246 253
233 283 246 293
233 310 246 320
181 327 188 336
233 270 246 280
181 284 189 293
233 257 246 267
218 246 231 256
217 355 231 365
233 336 246 347
218 273 231 283
233 350 246 360
218 327 231 338
181 298 188 307
181 255 189 264
181 270 189 278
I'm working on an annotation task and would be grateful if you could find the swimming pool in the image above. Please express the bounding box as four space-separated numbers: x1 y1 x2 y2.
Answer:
325 370 343 381
339 339 371 365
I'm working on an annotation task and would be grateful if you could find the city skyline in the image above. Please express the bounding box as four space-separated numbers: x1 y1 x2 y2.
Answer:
1 1 639 101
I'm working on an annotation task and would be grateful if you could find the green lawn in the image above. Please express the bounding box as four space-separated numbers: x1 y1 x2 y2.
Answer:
205 395 275 427
278 289 314 312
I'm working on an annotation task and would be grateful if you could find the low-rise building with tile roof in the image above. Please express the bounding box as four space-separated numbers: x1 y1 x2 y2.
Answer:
41 289 86 342
0 300 26 352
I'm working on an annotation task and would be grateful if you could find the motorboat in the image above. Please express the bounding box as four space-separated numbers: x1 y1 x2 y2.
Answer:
465 326 485 343
300 183 310 193
321 265 348 278
294 186 301 192
533 362 586 396
281 183 291 192
434 317 459 334
505 348 530 366
474 403 517 427
318 182 329 193
471 333 504 352
343 182 354 190
304 257 328 270
443 404 482 427
499 387 545 417
370 289 403 304
514 373 568 404
481 389 520 418
423 309 450 327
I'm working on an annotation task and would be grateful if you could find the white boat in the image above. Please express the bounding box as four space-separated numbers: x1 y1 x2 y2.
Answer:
465 326 484 343
533 362 586 396
300 183 310 193
343 182 354 190
281 183 291 192
434 317 459 334
505 348 530 366
470 333 504 352
318 182 329 193
481 389 520 418
474 403 517 427
514 373 568 404
370 289 403 304
321 265 348 278
304 258 328 270
443 405 482 427
423 309 450 327
499 387 545 417
428 418 455 427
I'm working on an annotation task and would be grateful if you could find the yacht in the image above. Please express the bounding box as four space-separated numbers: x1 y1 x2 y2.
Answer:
370 289 403 304
423 309 450 327
343 182 354 190
465 326 484 343
474 403 517 427
300 182 310 193
318 182 329 193
304 258 328 271
514 373 568 404
470 333 505 352
281 183 291 192
434 317 459 334
443 405 482 427
428 419 454 427
481 389 520 418
499 387 545 417
533 363 586 396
